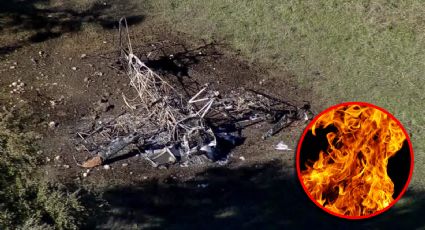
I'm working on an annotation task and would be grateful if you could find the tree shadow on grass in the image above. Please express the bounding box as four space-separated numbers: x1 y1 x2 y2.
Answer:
93 160 425 229
0 0 144 55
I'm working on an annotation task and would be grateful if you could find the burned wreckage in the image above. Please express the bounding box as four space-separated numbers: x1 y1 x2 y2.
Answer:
76 18 310 168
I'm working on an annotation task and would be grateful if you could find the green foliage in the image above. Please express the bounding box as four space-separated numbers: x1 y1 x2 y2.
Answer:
0 106 87 230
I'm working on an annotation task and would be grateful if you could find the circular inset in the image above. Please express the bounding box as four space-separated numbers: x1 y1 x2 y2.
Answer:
296 102 413 219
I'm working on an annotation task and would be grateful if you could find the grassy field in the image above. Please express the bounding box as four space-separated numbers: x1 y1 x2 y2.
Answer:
151 0 425 188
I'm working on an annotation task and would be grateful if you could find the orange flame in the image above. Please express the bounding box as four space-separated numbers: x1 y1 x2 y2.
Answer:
301 104 406 216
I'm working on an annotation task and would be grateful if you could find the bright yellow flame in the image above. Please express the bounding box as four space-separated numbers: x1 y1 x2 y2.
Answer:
301 105 406 216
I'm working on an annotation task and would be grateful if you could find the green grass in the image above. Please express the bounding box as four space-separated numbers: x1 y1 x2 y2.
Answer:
0 104 87 229
150 0 425 187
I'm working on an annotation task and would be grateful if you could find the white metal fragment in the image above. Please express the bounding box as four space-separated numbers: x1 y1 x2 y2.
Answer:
304 112 309 121
275 141 292 151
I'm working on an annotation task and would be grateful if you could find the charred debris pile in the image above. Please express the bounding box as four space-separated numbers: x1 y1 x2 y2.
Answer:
75 18 311 169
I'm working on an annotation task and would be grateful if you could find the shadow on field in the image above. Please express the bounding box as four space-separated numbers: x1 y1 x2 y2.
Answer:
137 41 223 98
93 161 425 229
0 0 144 55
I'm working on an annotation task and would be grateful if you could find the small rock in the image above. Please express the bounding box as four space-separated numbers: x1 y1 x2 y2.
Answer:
239 156 246 161
197 183 209 188
122 163 128 167
50 100 56 108
143 176 148 180
46 157 51 162
129 171 133 175
275 141 292 151
71 67 77 71
10 66 15 69
84 77 89 82
54 155 61 161
63 165 70 169
48 121 56 128
103 164 110 170
38 51 44 56
11 82 17 87
94 71 103 76
80 54 87 59
82 172 88 177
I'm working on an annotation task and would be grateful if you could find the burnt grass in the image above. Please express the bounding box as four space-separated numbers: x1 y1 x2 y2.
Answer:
1 1 425 229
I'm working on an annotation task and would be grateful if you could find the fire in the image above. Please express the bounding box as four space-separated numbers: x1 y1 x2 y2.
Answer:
301 104 406 216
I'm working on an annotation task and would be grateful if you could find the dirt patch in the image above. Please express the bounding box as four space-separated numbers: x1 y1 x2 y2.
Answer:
1 15 310 185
